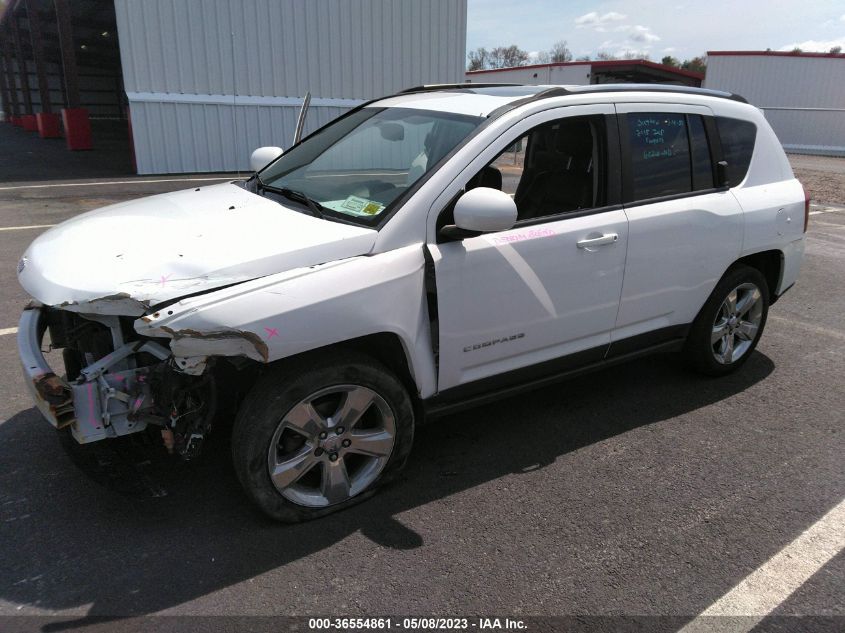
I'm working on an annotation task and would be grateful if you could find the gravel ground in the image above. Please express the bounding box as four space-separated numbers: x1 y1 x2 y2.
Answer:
789 154 845 206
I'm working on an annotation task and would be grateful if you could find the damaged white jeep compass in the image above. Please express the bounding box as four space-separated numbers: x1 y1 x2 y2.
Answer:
18 84 807 521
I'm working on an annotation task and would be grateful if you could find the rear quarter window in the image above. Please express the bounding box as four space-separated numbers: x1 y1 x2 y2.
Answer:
716 117 757 186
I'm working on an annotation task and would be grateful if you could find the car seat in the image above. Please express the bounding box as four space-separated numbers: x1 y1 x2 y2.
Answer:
515 121 595 220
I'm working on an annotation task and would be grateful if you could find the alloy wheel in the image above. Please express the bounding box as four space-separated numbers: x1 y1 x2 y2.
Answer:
267 384 396 507
711 282 764 364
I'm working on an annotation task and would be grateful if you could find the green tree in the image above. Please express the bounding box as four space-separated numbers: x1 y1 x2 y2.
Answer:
661 55 680 67
681 55 707 74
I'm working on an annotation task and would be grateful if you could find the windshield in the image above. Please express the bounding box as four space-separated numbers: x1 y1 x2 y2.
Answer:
258 107 483 225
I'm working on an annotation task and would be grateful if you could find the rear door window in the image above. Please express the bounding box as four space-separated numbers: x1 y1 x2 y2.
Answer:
623 112 719 202
716 117 757 186
625 112 691 200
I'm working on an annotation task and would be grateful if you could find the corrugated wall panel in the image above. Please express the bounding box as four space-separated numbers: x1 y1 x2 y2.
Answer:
705 55 845 156
116 0 466 96
115 0 467 173
130 100 350 174
705 56 845 109
465 64 592 86
465 67 550 85
550 65 593 85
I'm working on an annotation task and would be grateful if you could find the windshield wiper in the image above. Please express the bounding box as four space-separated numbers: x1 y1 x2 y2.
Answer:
258 183 325 219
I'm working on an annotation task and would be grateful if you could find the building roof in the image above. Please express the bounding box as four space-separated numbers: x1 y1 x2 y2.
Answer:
466 59 704 81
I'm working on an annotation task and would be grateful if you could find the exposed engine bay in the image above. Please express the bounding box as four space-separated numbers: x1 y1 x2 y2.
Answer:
33 307 225 460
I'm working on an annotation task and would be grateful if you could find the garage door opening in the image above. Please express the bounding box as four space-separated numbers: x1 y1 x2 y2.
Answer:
0 0 134 180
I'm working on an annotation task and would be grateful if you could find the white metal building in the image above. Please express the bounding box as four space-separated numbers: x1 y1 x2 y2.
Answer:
114 0 467 174
704 51 845 157
465 60 704 88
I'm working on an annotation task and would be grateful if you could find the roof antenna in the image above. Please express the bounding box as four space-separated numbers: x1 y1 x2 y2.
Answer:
294 92 312 145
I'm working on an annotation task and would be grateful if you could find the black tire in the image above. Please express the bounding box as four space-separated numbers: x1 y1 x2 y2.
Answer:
231 350 414 522
684 264 770 376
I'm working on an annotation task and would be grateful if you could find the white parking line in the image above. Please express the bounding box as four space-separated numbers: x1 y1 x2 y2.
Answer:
809 204 845 216
677 497 845 633
0 224 56 232
0 176 234 191
0 327 18 336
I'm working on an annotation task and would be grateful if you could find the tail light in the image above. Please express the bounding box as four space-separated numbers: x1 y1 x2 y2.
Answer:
802 183 810 233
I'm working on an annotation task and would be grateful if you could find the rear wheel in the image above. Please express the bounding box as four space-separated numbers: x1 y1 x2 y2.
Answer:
684 264 769 376
232 351 414 522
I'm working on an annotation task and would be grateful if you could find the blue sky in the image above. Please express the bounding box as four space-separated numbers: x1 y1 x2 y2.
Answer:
466 1 845 62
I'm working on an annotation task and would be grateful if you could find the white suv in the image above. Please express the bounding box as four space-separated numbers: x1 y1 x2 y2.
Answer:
17 84 808 521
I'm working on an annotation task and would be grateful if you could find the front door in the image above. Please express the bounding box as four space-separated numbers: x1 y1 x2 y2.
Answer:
428 106 628 393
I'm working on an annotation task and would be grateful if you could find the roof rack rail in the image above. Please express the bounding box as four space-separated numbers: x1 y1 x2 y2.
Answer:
399 83 520 94
543 84 746 103
486 83 747 119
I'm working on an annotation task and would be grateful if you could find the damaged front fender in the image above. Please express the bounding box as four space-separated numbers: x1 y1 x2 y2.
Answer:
157 326 269 364
133 246 437 397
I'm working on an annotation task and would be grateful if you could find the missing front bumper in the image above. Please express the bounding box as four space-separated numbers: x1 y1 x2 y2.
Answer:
18 308 74 429
18 307 171 444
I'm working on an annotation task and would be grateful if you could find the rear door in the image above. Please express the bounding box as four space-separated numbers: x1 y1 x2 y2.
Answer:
427 105 628 393
611 104 744 349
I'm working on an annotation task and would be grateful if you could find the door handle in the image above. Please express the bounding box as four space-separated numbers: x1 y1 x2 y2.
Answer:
576 233 618 249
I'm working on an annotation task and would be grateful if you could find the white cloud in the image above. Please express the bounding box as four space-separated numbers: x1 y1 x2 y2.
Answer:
841 14 845 22
575 11 627 28
628 25 661 42
779 36 845 52
573 10 658 48
608 24 661 43
662 47 677 53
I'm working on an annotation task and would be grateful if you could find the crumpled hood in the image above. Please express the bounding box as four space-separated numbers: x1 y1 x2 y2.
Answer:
18 182 377 315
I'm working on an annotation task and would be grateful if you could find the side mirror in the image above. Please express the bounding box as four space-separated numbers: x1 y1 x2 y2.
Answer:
453 187 518 233
250 146 284 172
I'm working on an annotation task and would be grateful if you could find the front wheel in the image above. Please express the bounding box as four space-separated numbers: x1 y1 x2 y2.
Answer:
232 351 414 522
684 264 769 376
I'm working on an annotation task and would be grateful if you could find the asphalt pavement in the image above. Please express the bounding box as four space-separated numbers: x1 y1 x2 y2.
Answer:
0 122 842 631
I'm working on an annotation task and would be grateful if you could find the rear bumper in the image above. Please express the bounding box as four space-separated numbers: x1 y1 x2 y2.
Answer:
18 307 75 429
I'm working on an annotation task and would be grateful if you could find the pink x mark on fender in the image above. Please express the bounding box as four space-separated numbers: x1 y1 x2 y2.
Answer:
159 273 172 286
264 327 279 339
